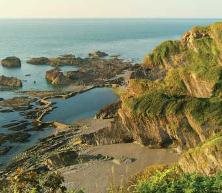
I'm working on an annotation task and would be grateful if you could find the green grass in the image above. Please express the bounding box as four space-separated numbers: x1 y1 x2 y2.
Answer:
144 40 182 68
135 168 222 193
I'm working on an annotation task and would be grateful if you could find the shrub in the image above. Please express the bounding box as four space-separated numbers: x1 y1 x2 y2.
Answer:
0 168 66 193
135 167 222 193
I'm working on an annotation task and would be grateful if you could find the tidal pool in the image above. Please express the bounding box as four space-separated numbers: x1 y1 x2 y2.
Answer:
43 87 119 124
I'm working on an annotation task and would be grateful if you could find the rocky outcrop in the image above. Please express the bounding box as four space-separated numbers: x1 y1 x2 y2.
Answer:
179 134 222 175
119 108 197 149
0 75 22 88
89 51 108 58
49 54 78 66
96 102 121 119
117 22 222 152
27 57 50 65
46 151 78 169
181 73 215 98
1 57 21 68
80 118 133 146
0 96 34 109
45 69 71 85
27 52 132 86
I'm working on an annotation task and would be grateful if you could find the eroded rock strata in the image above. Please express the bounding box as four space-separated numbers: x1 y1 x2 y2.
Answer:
0 75 22 88
118 23 222 149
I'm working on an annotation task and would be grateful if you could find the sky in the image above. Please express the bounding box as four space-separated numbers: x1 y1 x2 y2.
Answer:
0 0 221 19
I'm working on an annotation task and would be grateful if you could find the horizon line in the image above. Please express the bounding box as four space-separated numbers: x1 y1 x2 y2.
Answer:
0 17 221 20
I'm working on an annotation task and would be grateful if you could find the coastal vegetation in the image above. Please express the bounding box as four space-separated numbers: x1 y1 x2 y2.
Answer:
115 22 222 192
109 165 222 193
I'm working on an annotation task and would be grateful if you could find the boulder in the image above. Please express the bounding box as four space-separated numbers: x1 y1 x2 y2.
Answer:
27 57 50 65
0 75 22 88
45 69 70 85
1 57 21 68
89 51 108 58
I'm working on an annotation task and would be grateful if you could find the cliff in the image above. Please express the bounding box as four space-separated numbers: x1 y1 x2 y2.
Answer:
119 23 222 150
179 133 222 175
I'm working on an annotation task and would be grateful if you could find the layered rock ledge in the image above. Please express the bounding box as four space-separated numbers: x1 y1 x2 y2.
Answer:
0 75 22 88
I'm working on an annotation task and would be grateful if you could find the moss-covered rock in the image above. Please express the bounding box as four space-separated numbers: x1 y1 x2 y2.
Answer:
179 133 222 175
143 22 222 98
119 22 222 149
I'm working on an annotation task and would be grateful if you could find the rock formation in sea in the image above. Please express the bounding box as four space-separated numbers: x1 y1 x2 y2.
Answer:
0 75 22 88
1 56 21 68
27 57 50 65
45 68 71 85
88 51 108 58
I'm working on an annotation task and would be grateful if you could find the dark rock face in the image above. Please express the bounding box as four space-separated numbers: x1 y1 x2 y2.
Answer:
0 75 22 88
27 57 50 65
179 134 222 175
89 51 108 58
46 151 78 169
45 69 70 85
1 57 21 68
81 119 133 146
96 102 121 119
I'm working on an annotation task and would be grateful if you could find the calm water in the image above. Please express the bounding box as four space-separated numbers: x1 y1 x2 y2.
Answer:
0 19 221 60
44 88 119 124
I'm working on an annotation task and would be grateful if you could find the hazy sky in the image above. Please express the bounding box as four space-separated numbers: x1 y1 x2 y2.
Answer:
0 0 221 18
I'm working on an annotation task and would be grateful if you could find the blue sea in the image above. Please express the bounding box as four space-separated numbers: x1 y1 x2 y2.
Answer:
0 18 221 60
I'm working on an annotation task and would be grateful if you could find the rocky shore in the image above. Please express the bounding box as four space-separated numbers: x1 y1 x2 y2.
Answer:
1 21 222 192
27 52 133 86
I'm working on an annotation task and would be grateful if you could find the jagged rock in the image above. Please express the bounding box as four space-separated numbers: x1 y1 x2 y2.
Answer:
46 151 78 169
96 102 121 119
45 69 71 85
1 57 21 68
89 51 108 58
179 134 222 175
118 93 222 149
80 119 133 146
27 57 50 65
118 23 222 150
0 75 22 88
0 97 34 109
49 54 77 65
65 70 89 81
